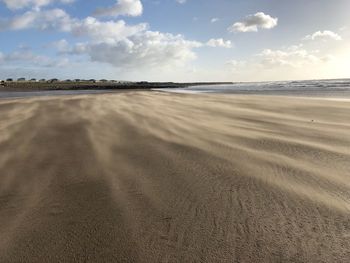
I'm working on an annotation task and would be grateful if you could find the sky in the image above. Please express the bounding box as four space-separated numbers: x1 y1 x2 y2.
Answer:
0 0 350 82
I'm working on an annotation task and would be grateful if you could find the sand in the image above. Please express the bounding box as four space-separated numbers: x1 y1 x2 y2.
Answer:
0 92 349 262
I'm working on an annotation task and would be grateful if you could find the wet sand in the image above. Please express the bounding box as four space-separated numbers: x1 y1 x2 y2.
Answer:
0 92 349 262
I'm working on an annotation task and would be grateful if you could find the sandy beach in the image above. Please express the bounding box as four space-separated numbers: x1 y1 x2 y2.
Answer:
0 91 349 262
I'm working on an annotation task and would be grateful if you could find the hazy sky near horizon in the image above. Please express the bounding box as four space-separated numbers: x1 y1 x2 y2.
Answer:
0 0 349 82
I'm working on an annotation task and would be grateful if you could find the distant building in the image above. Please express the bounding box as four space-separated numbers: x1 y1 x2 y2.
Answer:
39 79 46 82
17 78 26 82
6 78 13 82
30 78 37 82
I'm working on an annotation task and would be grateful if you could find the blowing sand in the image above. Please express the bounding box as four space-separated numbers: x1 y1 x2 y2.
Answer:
0 92 349 262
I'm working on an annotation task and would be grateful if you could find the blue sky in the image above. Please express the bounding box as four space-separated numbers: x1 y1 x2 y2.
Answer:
0 0 349 81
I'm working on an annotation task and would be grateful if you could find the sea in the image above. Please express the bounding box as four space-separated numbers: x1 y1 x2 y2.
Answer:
156 79 350 98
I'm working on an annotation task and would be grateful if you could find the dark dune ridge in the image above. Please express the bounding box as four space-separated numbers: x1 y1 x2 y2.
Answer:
0 92 350 262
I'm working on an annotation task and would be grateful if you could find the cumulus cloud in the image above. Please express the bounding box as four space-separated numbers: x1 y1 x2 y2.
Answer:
0 0 74 10
228 12 278 33
176 0 187 4
255 45 334 68
304 30 342 41
210 18 219 23
93 0 143 17
224 44 335 82
225 59 247 70
2 9 72 30
206 38 232 48
75 32 201 69
0 9 147 39
0 7 202 69
50 39 70 53
0 47 69 67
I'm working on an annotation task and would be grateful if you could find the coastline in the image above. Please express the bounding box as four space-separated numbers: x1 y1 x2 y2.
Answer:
0 92 349 262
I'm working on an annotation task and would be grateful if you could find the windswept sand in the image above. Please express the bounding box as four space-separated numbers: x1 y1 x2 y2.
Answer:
0 92 350 262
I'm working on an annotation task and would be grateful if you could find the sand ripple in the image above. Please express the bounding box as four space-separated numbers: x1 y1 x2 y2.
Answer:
0 92 350 262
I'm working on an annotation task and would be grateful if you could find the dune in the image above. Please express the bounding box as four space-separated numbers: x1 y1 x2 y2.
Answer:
0 91 349 262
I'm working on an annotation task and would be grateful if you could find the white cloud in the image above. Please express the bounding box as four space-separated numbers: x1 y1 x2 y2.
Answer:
50 39 70 53
93 0 143 17
0 0 74 10
1 9 147 39
226 59 246 70
257 46 322 68
64 30 202 69
304 30 342 41
176 0 187 4
228 12 278 33
224 44 337 81
0 47 69 67
3 9 72 30
210 18 219 23
255 44 333 68
206 38 232 48
1 8 202 70
229 45 333 70
70 17 148 41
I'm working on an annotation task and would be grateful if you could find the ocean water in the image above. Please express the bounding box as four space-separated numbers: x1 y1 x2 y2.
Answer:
156 79 350 97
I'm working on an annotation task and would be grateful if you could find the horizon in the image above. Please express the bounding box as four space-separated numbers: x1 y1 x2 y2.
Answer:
2 77 350 84
1 0 350 82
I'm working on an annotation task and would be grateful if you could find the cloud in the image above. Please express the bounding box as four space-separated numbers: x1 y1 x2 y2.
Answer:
0 9 147 39
226 45 334 70
0 46 69 67
206 38 232 48
304 30 342 41
2 9 72 30
1 7 202 70
0 0 74 10
210 18 219 23
176 0 187 4
225 59 246 70
93 0 143 17
228 12 278 33
67 31 202 69
50 39 70 53
256 45 332 68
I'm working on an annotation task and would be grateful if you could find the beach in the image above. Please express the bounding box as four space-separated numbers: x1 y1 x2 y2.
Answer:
0 91 349 262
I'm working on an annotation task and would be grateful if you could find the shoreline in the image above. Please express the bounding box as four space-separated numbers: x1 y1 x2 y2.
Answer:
2 87 350 100
0 81 232 92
